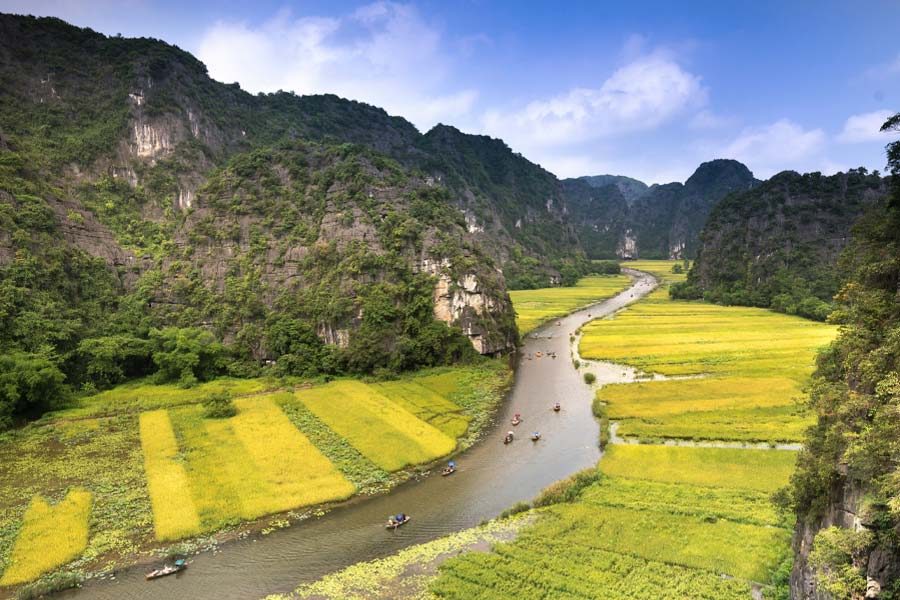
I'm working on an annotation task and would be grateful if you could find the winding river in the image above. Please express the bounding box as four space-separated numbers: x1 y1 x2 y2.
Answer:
60 270 657 600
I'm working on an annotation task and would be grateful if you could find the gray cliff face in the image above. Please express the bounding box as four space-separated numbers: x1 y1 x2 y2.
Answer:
792 479 899 599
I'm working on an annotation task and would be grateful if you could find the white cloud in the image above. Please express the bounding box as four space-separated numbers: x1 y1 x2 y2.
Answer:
837 110 895 143
195 2 476 131
480 52 707 149
720 119 826 178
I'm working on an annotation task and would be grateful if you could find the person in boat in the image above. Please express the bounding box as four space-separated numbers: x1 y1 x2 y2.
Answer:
387 515 397 527
532 431 541 440
554 402 561 411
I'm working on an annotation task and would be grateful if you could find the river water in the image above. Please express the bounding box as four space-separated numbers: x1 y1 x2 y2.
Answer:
60 271 656 600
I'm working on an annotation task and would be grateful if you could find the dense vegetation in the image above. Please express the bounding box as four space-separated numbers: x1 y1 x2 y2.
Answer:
673 168 887 321
787 114 900 597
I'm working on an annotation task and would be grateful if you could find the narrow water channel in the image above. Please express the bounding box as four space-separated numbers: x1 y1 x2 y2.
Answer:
60 271 657 600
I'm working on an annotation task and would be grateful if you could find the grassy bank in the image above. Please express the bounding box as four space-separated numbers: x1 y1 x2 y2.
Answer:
0 362 509 591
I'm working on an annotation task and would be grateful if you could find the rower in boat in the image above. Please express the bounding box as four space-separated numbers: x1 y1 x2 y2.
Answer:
387 513 411 529
442 461 457 476
553 402 561 412
511 413 522 426
531 431 541 441
146 558 186 580
504 431 514 444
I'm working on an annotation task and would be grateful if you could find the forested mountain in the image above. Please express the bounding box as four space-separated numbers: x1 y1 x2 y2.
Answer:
0 13 554 425
564 159 757 260
577 174 648 203
673 168 888 320
789 114 900 598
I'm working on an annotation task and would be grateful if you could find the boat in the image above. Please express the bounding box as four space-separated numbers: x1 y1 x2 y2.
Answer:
146 559 186 580
442 461 457 476
553 403 561 412
504 431 514 444
531 432 542 441
511 418 521 426
386 514 411 529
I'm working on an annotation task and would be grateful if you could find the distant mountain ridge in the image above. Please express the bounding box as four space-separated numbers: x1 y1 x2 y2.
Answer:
564 159 758 260
578 174 649 204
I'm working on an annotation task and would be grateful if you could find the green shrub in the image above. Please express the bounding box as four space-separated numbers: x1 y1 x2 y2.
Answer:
498 501 531 520
583 372 596 385
202 392 237 419
533 468 603 507
593 260 621 275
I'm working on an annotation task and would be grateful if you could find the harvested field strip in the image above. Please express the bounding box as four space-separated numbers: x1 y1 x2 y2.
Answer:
599 444 796 493
297 380 457 472
509 274 632 334
0 489 92 585
139 410 201 541
370 381 470 438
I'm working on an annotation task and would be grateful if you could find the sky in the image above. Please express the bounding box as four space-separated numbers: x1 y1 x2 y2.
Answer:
3 0 900 184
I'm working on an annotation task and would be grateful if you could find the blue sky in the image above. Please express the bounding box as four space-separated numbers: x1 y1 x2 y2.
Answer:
3 0 899 183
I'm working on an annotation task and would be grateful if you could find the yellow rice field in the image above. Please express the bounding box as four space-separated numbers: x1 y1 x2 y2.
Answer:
0 490 92 585
581 302 836 378
509 274 632 335
162 395 354 529
582 300 836 442
297 380 457 471
139 410 201 540
370 381 470 439
599 444 796 493
0 365 506 586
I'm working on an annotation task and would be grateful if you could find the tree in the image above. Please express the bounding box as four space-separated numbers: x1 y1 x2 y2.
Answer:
149 327 226 387
0 352 67 430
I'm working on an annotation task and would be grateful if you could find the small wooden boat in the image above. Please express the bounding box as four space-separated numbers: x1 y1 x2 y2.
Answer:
504 433 514 444
386 515 411 529
511 417 522 426
146 559 186 580
442 466 456 476
553 404 561 412
531 433 542 441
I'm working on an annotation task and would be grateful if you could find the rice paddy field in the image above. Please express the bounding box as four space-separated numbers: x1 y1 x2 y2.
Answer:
509 274 632 335
429 445 796 599
581 298 837 443
0 363 508 588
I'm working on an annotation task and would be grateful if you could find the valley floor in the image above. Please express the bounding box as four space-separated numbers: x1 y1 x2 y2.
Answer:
0 364 509 595
273 260 836 599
